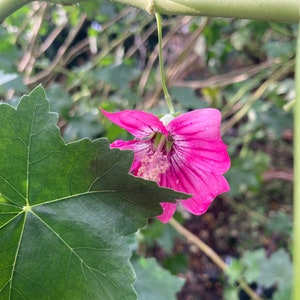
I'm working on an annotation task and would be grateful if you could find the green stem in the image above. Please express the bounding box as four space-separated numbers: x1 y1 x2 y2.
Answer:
113 0 299 23
155 12 174 114
1 0 299 28
158 0 299 22
0 0 32 22
293 16 300 300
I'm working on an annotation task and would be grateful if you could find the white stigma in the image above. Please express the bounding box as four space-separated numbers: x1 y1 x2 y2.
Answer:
160 114 175 126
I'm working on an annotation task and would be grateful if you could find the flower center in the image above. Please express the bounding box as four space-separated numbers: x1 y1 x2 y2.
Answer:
137 133 173 182
137 150 169 182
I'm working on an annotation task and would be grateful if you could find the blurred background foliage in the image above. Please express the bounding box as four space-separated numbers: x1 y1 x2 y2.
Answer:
0 1 295 299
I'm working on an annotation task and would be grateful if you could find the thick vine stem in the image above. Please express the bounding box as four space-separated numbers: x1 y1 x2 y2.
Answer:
0 0 32 23
153 0 299 22
0 0 299 23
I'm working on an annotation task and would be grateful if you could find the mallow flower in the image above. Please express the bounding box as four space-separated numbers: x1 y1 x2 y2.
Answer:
101 108 230 223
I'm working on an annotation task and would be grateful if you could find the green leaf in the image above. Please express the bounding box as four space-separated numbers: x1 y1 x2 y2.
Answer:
94 65 138 91
225 258 243 285
64 112 104 142
265 211 293 237
223 287 239 300
169 87 206 110
226 150 270 196
241 249 265 284
133 257 185 300
0 85 188 299
273 287 292 300
141 219 179 254
257 248 292 290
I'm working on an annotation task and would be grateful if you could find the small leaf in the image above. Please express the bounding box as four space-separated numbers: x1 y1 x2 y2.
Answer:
0 85 188 299
257 248 292 290
225 258 243 285
241 249 265 284
133 257 185 300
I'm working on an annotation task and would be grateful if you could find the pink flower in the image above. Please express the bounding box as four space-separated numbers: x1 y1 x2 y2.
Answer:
101 108 230 223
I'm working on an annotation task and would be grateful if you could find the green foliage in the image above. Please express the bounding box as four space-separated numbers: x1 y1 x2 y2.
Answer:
94 64 140 105
170 87 207 109
142 220 179 254
265 211 293 237
241 249 266 283
225 248 292 299
0 27 20 73
258 249 292 291
0 86 188 299
133 257 185 300
226 150 270 196
140 218 189 275
0 4 295 298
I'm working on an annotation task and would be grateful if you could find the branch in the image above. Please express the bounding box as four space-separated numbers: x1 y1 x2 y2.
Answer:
0 0 32 23
152 0 299 22
0 0 299 23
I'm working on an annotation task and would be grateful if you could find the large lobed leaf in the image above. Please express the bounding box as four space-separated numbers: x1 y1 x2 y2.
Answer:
0 86 188 300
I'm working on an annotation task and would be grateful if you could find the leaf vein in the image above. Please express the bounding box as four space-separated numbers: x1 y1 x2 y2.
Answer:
88 154 131 191
0 176 26 205
30 211 108 280
8 213 27 300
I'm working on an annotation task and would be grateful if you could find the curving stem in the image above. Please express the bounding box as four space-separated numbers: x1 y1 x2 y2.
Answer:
0 0 299 23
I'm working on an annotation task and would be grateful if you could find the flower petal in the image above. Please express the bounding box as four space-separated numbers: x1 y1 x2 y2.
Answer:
179 172 230 215
167 108 222 141
157 202 177 223
100 108 168 138
160 152 230 215
173 139 230 174
168 109 230 173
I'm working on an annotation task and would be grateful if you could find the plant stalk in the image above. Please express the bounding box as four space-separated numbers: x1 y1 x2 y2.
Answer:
155 12 174 114
0 0 32 23
293 16 300 300
1 0 299 24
